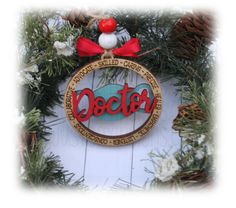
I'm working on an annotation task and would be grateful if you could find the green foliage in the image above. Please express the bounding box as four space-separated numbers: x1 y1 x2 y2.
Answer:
21 11 79 76
19 9 215 189
111 10 181 73
24 108 41 132
20 12 76 116
24 108 49 140
97 10 183 84
22 141 84 188
19 11 94 188
110 10 215 188
22 73 64 116
21 108 84 187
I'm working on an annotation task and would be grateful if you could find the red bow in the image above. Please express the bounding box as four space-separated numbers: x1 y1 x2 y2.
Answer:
76 37 141 58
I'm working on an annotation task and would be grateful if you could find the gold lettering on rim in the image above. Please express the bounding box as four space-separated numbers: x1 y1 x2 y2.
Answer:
64 58 163 146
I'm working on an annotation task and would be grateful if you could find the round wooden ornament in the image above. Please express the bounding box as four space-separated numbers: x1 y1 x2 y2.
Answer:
64 58 162 146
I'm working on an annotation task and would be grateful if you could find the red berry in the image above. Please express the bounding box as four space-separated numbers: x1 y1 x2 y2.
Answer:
99 17 117 33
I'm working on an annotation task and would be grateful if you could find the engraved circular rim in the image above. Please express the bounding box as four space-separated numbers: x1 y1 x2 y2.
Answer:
64 58 162 146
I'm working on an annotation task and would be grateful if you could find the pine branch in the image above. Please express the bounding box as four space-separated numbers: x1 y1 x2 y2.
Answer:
21 141 85 188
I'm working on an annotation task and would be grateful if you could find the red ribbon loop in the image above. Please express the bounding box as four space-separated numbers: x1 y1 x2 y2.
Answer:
112 38 140 58
76 37 104 57
76 37 141 58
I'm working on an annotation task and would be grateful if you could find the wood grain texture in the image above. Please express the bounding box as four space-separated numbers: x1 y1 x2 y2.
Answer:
64 59 162 146
45 71 181 189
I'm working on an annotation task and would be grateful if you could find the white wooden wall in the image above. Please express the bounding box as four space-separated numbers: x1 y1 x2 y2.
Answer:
45 70 181 190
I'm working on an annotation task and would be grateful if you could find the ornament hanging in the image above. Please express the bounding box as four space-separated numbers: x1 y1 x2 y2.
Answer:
65 17 163 146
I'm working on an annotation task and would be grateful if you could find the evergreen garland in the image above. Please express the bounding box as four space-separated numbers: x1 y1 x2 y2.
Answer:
18 9 215 189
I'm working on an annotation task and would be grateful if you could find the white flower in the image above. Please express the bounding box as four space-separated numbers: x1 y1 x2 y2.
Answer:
53 35 75 56
18 64 40 87
17 72 33 85
198 134 206 144
23 64 39 73
22 72 34 84
17 70 41 88
54 41 66 50
195 148 205 160
154 155 180 182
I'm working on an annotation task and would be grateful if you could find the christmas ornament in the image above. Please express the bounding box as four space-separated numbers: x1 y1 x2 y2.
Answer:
168 12 213 59
65 58 162 146
65 17 162 146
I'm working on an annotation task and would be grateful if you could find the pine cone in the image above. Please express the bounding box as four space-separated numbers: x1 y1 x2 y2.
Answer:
63 9 90 28
174 169 212 187
63 9 103 29
168 12 214 60
172 103 206 136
